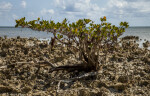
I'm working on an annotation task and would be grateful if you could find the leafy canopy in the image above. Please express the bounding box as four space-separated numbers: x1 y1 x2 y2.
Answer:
15 16 129 71
15 16 129 46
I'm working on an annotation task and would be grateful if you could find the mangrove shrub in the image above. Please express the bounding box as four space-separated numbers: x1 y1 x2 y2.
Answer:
15 16 129 71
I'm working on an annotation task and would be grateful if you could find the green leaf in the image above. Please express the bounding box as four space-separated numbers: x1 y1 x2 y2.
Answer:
84 19 91 24
57 34 63 39
37 17 40 21
62 18 67 24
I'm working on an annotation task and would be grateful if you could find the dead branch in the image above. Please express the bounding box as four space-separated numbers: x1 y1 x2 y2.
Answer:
7 60 55 68
57 71 98 92
49 62 94 73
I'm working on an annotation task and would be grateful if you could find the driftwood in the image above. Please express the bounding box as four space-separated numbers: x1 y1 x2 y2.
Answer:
48 51 98 73
5 57 96 75
60 71 97 82
49 63 95 73
57 71 98 92
5 60 89 72
7 60 55 68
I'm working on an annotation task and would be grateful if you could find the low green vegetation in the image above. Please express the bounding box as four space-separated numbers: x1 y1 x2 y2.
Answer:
15 16 129 71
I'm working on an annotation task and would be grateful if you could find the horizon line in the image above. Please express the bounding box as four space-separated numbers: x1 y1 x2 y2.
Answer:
0 26 150 28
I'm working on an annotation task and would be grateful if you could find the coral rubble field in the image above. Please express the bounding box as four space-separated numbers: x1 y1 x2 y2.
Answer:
0 36 150 96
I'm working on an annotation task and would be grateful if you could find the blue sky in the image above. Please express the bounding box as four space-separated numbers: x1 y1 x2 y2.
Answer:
0 0 150 26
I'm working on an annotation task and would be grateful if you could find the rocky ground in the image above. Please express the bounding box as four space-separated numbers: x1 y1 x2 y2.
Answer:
0 36 150 96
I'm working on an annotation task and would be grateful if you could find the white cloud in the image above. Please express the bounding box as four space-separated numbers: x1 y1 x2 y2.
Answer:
109 0 128 8
54 0 103 19
41 9 54 15
54 0 150 21
55 0 66 9
106 0 128 17
131 1 150 13
105 0 150 18
12 14 19 20
21 1 26 8
48 9 55 14
0 2 13 11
